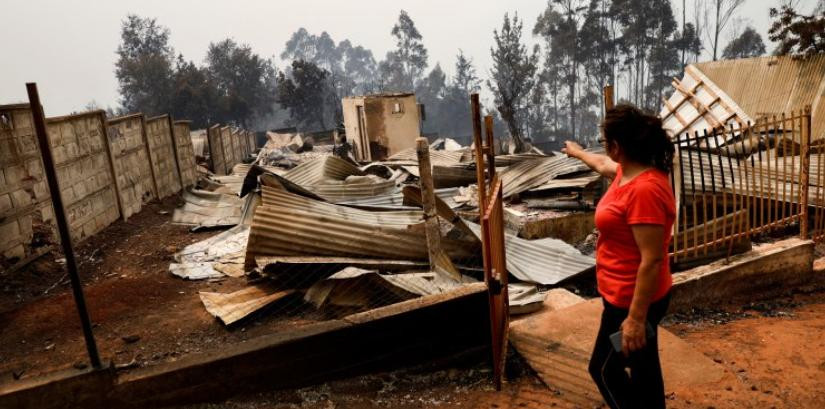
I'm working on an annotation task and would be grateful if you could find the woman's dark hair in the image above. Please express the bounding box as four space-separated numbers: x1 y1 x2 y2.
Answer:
601 103 674 173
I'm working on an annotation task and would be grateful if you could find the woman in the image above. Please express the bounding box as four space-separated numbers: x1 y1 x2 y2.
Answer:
563 104 675 409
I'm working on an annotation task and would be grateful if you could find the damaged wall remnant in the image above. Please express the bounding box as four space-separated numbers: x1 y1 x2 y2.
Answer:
45 110 120 243
172 120 198 188
106 113 156 221
207 124 226 176
220 126 235 175
0 104 54 266
145 115 182 199
342 93 421 162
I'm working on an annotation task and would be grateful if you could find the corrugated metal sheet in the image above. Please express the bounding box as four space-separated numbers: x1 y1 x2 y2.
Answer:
245 186 477 263
500 153 596 198
200 286 293 325
172 189 244 228
660 65 749 146
385 148 467 166
667 55 825 141
304 267 471 308
336 187 462 210
281 155 396 201
466 222 595 285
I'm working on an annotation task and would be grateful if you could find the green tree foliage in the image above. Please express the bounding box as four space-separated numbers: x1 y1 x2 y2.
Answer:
769 5 825 57
170 56 216 128
115 15 175 115
488 12 538 152
205 39 277 127
722 27 766 59
415 64 447 135
276 60 331 130
116 15 278 129
380 10 429 92
281 28 378 124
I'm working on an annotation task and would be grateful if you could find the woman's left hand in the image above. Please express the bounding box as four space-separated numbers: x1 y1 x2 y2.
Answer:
620 316 647 357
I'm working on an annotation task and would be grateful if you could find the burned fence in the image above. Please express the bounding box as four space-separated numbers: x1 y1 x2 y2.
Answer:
670 108 817 264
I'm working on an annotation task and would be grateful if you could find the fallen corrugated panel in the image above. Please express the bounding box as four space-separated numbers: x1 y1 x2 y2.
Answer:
386 147 467 165
487 152 549 167
529 172 601 192
200 286 295 325
283 155 364 186
256 256 428 270
246 186 477 263
172 189 244 228
282 156 396 201
170 225 249 280
508 283 547 315
336 187 463 210
304 267 472 309
500 154 595 198
466 221 595 285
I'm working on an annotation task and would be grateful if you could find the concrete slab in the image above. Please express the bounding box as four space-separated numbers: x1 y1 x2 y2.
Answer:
670 237 814 312
510 298 725 407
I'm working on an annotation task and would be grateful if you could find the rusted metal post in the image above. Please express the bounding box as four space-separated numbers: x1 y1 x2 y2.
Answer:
800 106 812 238
417 137 459 281
26 83 102 369
471 94 487 209
484 116 496 179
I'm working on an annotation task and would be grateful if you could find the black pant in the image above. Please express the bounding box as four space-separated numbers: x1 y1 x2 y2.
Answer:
588 293 670 409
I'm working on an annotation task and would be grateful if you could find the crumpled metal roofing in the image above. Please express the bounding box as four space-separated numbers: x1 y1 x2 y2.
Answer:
172 189 244 228
281 156 397 201
500 153 597 198
336 187 463 210
466 221 595 286
693 55 825 141
245 186 477 263
385 147 468 166
170 224 249 279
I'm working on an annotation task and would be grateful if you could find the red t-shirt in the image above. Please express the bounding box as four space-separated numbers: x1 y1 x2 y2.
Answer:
594 165 675 308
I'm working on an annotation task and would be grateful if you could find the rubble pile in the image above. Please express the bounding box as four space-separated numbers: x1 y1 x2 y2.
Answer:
170 130 602 326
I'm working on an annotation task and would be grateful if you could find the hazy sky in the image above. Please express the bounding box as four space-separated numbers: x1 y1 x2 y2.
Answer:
0 0 818 116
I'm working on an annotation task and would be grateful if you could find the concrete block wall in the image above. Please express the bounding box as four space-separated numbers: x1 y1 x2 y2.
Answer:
106 114 156 221
220 126 234 174
247 130 256 153
172 120 197 188
45 111 119 244
207 125 225 176
232 129 244 163
0 104 54 265
145 115 182 199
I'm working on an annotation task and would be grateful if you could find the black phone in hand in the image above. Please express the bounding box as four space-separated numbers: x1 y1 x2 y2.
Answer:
609 321 657 353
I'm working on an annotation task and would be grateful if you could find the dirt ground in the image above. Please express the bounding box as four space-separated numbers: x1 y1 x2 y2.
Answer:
176 291 825 409
1 199 825 408
0 197 300 381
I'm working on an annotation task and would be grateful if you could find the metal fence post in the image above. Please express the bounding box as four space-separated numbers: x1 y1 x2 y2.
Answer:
800 106 812 238
26 83 102 369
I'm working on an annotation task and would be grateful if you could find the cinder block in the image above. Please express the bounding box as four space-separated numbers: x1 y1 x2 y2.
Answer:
0 194 12 214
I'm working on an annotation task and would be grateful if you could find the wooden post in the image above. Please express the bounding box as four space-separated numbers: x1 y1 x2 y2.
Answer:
603 84 615 111
26 83 102 369
417 137 460 281
800 106 812 238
